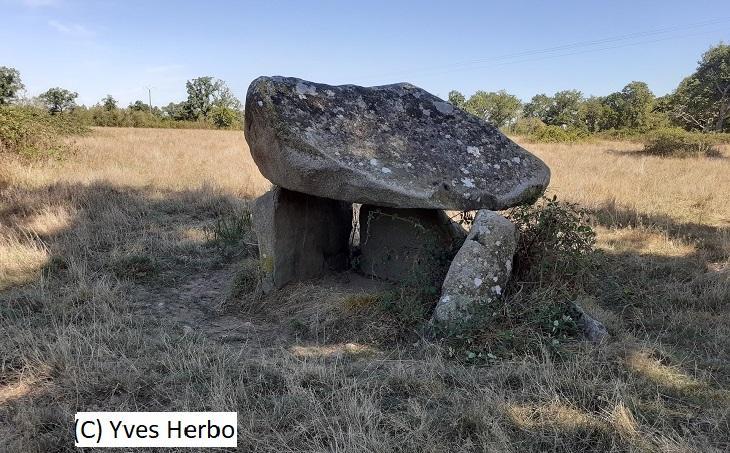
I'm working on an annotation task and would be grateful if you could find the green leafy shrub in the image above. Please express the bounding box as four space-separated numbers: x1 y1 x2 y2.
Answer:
209 105 242 129
74 107 222 130
440 197 595 359
594 128 646 141
525 125 589 143
643 127 722 157
507 195 596 285
0 106 88 157
509 117 546 136
509 118 590 143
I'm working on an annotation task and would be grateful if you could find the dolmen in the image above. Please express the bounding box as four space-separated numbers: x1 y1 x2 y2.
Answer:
244 76 550 323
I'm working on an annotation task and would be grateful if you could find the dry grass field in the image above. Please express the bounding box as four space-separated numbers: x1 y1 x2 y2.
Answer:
1 127 728 452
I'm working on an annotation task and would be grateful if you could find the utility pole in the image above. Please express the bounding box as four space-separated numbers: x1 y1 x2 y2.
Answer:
146 86 153 113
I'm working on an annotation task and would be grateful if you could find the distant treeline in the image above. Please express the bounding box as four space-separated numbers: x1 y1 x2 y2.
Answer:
0 72 243 131
1 43 728 154
449 43 729 142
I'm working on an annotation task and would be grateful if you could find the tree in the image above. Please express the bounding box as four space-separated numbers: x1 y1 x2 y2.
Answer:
212 81 241 111
580 96 608 132
523 94 552 122
546 90 584 128
667 43 730 132
38 87 78 114
448 90 466 108
101 95 117 111
162 101 187 120
599 92 625 130
0 66 24 105
620 81 655 130
183 76 217 120
183 76 240 121
129 100 149 112
463 90 522 128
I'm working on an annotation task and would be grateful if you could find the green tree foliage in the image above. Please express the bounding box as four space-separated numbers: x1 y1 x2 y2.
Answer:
523 94 552 122
463 90 522 128
597 82 663 131
665 43 730 132
0 105 88 157
184 76 218 120
38 87 78 114
0 66 24 105
599 92 625 130
447 90 466 108
78 77 242 130
579 96 607 132
523 91 585 129
162 102 188 121
183 76 241 121
101 95 117 111
129 100 150 112
620 81 655 129
209 105 241 129
520 83 662 134
546 90 584 128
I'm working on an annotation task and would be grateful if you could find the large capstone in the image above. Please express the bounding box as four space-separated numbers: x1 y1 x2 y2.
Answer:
252 186 352 292
432 210 518 323
245 76 550 210
358 205 464 282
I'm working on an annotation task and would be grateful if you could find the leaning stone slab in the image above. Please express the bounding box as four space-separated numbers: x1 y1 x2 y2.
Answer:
358 206 463 282
252 186 351 292
245 76 550 210
432 210 518 323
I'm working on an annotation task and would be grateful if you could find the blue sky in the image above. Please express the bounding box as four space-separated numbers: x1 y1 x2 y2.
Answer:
1 0 728 106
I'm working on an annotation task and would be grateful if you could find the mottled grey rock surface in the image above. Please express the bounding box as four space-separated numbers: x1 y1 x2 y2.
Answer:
245 76 550 210
432 210 517 323
571 303 609 343
358 206 463 282
252 186 351 292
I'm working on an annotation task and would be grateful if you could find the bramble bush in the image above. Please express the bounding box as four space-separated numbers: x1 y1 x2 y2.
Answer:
442 196 596 359
439 196 595 363
507 195 596 285
0 106 88 158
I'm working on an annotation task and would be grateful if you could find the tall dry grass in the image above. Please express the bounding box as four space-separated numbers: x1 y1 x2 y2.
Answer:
1 127 270 195
0 128 728 452
519 139 730 228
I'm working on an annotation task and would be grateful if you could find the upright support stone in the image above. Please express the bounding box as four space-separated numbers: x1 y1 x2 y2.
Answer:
432 210 518 323
358 205 464 282
252 186 352 292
